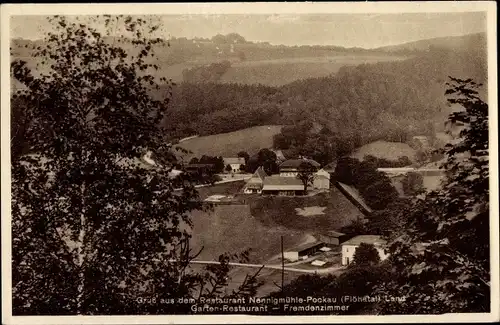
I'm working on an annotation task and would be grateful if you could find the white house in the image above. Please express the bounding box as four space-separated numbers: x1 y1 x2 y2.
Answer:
313 168 330 190
223 157 246 173
341 235 389 266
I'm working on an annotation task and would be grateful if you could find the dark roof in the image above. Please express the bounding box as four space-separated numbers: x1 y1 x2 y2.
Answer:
263 176 303 186
341 235 386 246
289 241 326 253
280 158 320 169
223 157 245 165
186 163 215 169
323 230 346 237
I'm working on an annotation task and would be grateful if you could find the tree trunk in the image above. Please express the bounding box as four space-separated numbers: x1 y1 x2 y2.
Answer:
76 181 86 314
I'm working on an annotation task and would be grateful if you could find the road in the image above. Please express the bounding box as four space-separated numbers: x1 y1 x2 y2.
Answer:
170 259 345 274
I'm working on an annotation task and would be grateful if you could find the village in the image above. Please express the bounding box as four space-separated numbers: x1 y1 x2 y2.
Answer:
139 133 449 276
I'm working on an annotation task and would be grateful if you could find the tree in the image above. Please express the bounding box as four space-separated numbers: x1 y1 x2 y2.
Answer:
375 77 490 314
225 164 233 173
401 171 425 196
352 243 381 266
237 151 250 163
256 148 279 175
11 15 261 315
296 161 315 191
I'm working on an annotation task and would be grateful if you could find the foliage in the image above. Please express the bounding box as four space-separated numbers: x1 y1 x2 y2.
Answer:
245 148 279 174
334 157 398 210
198 155 225 173
182 60 232 83
363 154 412 168
401 172 425 196
237 151 250 163
352 243 381 266
375 77 490 314
296 161 316 191
10 15 261 315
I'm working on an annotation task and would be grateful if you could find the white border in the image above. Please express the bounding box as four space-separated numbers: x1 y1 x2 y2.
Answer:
1 2 498 324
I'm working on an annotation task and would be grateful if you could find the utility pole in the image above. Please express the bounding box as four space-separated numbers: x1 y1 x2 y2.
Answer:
281 235 284 295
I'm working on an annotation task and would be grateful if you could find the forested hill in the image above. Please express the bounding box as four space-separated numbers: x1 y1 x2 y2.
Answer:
374 32 486 54
161 46 487 144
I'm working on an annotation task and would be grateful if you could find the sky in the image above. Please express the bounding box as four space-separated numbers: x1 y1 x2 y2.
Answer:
10 12 486 48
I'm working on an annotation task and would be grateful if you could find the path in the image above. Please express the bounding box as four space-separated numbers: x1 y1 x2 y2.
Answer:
170 259 345 274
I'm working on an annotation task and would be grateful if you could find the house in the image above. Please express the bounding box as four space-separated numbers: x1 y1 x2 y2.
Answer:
223 157 246 173
283 242 327 262
186 163 216 176
261 175 305 196
243 167 267 194
313 168 330 190
317 230 347 246
341 235 389 266
279 158 320 177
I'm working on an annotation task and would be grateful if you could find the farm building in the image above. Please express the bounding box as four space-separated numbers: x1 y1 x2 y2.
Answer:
283 242 327 262
279 158 320 177
341 235 389 266
261 175 305 196
243 167 267 194
313 168 330 190
186 163 216 176
316 230 348 246
223 157 246 173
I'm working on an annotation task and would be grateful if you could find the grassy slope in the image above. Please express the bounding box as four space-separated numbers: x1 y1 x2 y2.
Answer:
175 125 283 161
249 187 365 233
189 204 306 263
350 140 417 161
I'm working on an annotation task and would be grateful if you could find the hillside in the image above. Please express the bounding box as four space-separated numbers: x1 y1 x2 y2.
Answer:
10 36 407 87
174 125 283 161
188 204 306 263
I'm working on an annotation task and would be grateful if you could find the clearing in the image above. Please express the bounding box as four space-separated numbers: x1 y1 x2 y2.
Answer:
249 186 365 233
188 204 306 263
175 125 283 161
351 140 417 162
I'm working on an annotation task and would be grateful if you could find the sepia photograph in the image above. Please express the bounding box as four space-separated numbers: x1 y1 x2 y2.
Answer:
1 2 498 324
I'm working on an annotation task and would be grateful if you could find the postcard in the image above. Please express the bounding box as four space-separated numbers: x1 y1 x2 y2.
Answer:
1 2 498 324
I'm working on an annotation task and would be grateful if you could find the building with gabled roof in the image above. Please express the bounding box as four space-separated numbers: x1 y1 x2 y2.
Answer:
243 167 267 194
279 158 320 177
341 235 389 265
223 157 246 173
262 175 305 196
313 168 331 190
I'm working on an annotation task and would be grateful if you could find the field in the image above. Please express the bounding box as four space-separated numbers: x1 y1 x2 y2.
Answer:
188 204 307 263
249 187 365 233
351 140 417 162
175 125 283 161
220 55 408 86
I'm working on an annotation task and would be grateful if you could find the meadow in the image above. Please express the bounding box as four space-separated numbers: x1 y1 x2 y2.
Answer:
175 125 283 161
